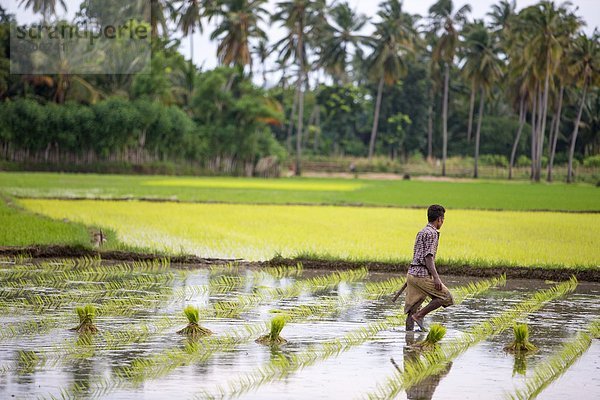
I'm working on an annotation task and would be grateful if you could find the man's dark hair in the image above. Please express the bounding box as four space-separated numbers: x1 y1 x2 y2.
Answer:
427 204 445 222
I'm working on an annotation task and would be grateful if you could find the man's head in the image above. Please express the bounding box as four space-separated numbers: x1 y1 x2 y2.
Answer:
427 204 445 229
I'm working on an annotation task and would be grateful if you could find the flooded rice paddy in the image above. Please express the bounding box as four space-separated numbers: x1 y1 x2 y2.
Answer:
0 258 598 399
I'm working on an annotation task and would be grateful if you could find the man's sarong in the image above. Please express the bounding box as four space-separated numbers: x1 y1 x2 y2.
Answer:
404 273 454 313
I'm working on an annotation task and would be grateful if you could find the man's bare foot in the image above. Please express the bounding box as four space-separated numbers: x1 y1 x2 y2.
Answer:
411 315 427 332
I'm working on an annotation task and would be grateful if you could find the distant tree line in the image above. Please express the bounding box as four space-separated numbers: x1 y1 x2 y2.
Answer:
0 0 598 181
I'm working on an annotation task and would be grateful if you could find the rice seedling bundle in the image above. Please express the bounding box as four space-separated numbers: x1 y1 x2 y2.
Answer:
255 316 288 345
364 278 578 400
176 305 213 337
414 324 447 350
71 304 98 334
508 319 600 400
504 323 537 353
195 276 506 399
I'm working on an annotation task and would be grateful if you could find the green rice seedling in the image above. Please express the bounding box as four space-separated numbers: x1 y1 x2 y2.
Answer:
256 316 288 345
508 319 600 400
51 275 506 400
414 324 446 350
364 277 578 400
195 276 507 399
504 323 537 354
71 304 98 334
177 305 213 337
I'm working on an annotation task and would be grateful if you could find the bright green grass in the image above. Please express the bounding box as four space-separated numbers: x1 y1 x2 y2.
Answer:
18 199 600 268
1 172 599 211
0 198 92 247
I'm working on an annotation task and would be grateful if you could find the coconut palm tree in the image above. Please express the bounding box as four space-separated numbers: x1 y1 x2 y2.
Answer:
461 21 503 178
18 0 66 23
210 0 268 71
172 0 214 62
318 1 368 84
487 0 516 34
366 0 418 161
546 10 582 182
272 0 325 176
253 39 270 88
149 0 170 39
567 31 600 183
428 0 471 176
517 1 579 182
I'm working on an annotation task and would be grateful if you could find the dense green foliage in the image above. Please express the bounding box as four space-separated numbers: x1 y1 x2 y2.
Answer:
0 1 598 180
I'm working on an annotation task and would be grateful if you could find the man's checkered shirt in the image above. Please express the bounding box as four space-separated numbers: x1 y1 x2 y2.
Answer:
407 223 440 277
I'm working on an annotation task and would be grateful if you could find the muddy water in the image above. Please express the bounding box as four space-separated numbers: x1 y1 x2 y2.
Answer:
0 263 598 400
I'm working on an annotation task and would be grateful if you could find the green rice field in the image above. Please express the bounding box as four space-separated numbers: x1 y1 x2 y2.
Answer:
16 198 600 269
1 172 599 211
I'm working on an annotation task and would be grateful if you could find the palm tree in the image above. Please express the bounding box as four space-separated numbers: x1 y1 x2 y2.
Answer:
210 0 268 72
172 0 213 62
428 0 471 176
487 0 516 34
149 0 170 39
319 1 368 84
18 0 66 22
567 31 600 183
546 10 581 181
253 39 270 88
272 0 325 176
518 1 580 182
461 21 503 178
366 0 418 161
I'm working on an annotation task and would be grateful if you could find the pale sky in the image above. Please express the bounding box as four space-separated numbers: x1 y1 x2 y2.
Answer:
4 0 599 80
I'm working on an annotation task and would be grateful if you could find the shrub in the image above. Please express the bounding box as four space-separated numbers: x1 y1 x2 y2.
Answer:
516 155 531 167
479 154 509 168
583 155 600 168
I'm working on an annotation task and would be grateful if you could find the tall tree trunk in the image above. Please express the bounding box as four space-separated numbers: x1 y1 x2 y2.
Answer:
467 82 475 142
313 105 320 153
547 85 564 182
442 62 449 176
295 25 305 177
530 86 538 180
368 77 385 161
535 69 551 182
190 33 194 63
286 87 298 153
304 105 318 148
427 103 433 162
509 97 526 180
567 82 588 183
473 87 484 179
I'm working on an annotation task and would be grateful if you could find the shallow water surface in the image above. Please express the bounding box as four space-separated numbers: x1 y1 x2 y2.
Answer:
0 260 598 399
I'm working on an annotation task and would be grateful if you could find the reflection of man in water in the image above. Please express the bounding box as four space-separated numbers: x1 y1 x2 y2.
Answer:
405 205 454 331
390 332 452 400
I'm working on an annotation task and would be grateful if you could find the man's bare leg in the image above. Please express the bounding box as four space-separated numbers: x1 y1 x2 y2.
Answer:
406 300 424 331
411 298 445 329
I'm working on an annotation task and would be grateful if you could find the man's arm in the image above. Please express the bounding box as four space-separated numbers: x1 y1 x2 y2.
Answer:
425 254 442 290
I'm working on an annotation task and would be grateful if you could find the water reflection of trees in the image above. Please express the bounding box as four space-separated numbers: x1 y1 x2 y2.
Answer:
391 332 453 400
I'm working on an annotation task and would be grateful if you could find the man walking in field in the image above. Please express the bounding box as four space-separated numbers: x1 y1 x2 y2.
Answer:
405 204 454 331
